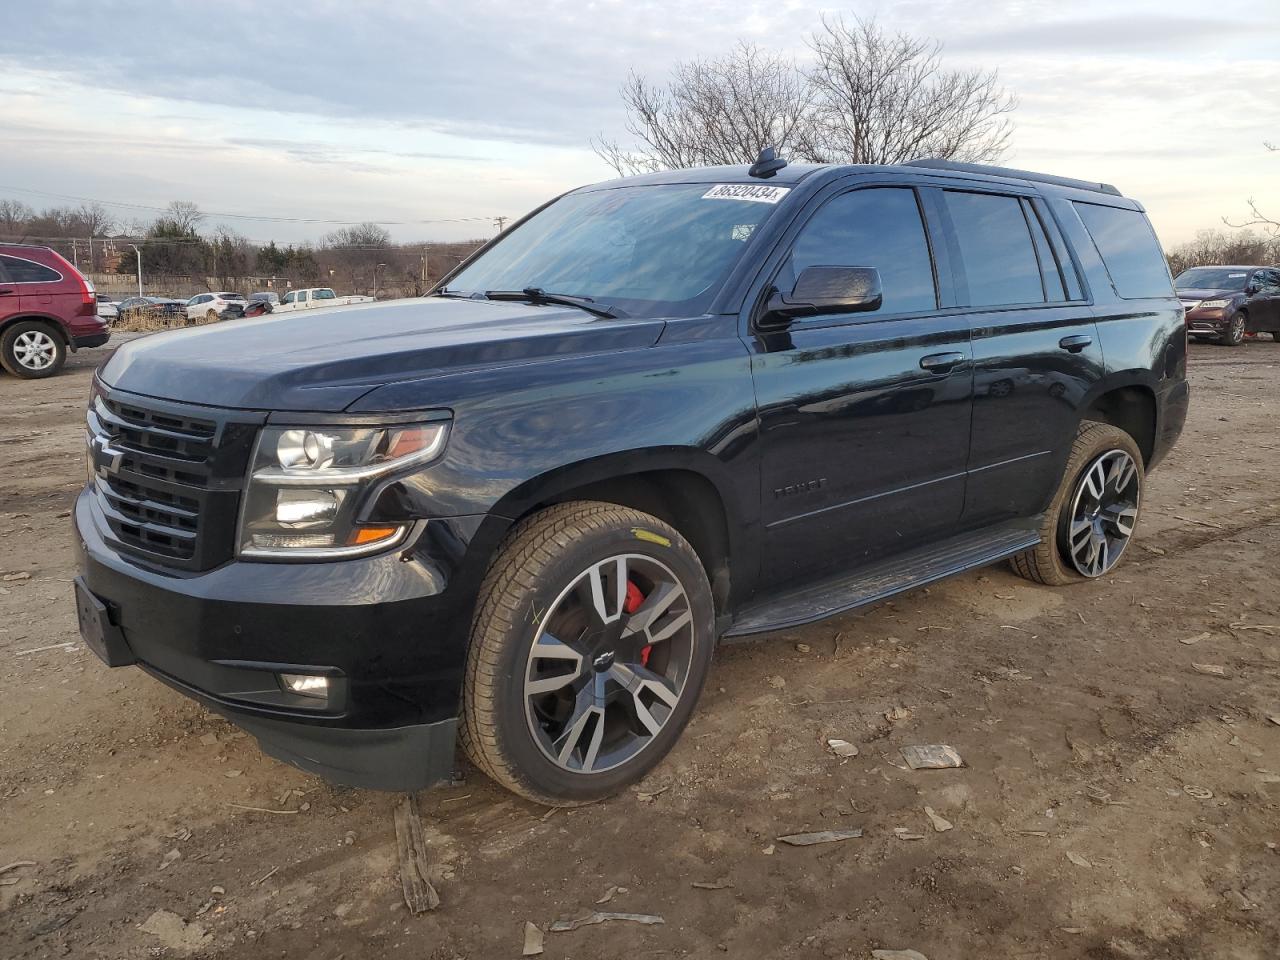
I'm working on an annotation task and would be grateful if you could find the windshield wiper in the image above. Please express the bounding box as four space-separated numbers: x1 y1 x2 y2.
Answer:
433 288 475 299
484 288 621 319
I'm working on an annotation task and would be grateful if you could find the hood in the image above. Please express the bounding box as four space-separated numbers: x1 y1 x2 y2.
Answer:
100 297 666 411
1175 287 1239 301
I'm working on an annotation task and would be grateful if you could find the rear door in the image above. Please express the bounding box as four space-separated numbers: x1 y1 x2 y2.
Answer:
749 182 974 585
929 187 1105 525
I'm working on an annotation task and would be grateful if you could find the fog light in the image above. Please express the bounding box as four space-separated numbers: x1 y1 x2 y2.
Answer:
279 673 330 699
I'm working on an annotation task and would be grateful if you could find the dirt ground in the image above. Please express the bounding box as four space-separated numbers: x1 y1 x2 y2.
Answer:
2 335 1278 960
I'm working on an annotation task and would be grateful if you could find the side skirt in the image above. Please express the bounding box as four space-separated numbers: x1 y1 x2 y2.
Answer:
723 520 1042 638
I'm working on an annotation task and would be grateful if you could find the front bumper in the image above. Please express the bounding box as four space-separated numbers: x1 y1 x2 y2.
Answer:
74 488 499 790
1184 307 1226 336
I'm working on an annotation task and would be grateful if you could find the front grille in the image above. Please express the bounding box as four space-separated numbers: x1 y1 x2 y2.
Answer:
86 385 264 571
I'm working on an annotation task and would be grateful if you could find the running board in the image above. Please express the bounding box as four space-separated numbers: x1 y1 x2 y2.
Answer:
724 521 1042 638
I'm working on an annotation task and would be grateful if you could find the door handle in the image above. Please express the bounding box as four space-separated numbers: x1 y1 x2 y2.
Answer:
919 351 965 373
1059 334 1093 353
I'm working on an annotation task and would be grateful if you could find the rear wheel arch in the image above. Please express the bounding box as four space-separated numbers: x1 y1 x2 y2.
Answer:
1082 384 1156 468
0 313 68 344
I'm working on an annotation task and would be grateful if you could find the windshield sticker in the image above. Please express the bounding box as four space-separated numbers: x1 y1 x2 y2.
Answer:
703 184 790 204
1228 273 1246 277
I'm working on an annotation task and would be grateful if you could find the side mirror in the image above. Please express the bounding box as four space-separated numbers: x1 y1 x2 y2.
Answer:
761 265 883 327
1245 283 1259 296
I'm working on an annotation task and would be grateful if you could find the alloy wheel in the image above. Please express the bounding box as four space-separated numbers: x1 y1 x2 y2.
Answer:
523 553 695 774
1063 449 1140 577
13 330 57 371
1226 314 1245 344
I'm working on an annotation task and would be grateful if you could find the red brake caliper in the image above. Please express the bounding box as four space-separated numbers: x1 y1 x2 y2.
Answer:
623 580 652 667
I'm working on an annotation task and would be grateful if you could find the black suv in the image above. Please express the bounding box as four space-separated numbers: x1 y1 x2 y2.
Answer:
1175 264 1280 345
74 157 1188 804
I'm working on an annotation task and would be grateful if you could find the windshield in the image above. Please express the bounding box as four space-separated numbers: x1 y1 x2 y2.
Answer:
1174 267 1252 291
445 183 789 317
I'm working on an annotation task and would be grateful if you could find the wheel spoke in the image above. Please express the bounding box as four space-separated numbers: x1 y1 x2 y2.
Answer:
622 580 683 638
587 557 627 625
553 694 603 767
525 632 584 697
609 662 680 737
1106 504 1137 536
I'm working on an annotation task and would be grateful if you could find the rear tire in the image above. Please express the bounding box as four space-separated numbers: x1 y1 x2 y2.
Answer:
1010 421 1144 586
460 501 715 805
1 320 66 379
205 309 218 323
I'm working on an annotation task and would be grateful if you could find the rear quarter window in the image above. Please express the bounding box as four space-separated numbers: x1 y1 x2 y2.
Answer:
0 255 62 283
1073 203 1173 300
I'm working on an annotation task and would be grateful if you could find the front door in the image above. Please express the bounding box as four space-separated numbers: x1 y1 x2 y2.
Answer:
749 185 973 586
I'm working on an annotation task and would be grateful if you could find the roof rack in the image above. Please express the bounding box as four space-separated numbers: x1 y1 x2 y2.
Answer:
902 158 1122 197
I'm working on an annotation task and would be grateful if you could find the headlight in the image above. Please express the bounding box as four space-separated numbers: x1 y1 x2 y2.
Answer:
1198 299 1229 309
238 421 448 559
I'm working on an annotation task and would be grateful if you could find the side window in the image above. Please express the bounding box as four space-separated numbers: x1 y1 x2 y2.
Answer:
1072 202 1173 299
942 191 1044 307
298 291 309 302
314 288 336 300
0 255 62 283
788 187 937 316
283 292 295 304
1257 269 1280 291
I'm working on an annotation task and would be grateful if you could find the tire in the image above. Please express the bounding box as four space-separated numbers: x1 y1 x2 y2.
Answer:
460 501 715 805
205 309 218 323
1010 421 1144 586
1220 311 1246 346
1 320 66 379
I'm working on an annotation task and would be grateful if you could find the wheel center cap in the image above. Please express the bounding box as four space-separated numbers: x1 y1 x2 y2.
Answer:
592 650 616 673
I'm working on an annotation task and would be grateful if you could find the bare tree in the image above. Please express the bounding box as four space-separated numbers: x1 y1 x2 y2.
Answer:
165 200 204 234
593 42 812 176
1223 141 1278 239
802 16 1014 164
595 16 1015 175
1167 228 1278 277
0 199 35 238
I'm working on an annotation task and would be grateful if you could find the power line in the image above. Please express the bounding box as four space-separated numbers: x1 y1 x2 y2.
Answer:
0 185 500 227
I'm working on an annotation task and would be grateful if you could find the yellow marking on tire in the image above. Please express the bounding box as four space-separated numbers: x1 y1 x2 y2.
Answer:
632 527 671 547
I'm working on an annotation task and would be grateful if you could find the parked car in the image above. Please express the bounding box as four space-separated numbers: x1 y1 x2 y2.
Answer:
75 155 1188 804
96 294 119 323
274 287 375 313
1175 264 1280 345
116 296 188 324
0 242 109 378
186 291 246 322
242 299 273 319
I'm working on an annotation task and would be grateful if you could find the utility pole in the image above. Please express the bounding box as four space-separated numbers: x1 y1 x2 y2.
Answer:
129 244 143 298
493 216 507 233
71 239 78 268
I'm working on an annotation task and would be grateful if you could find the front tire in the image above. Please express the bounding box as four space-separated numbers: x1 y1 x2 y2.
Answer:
460 501 715 805
1 320 66 379
1010 421 1144 586
1220 311 1246 346
205 309 218 323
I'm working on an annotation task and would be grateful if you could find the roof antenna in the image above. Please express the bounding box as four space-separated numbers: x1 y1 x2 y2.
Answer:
748 146 787 179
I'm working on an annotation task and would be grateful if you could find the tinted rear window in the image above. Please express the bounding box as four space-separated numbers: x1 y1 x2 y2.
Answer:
1 255 62 283
1073 203 1172 299
943 191 1044 307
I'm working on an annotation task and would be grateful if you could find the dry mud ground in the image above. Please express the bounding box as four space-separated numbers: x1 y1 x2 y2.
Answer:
1 337 1278 960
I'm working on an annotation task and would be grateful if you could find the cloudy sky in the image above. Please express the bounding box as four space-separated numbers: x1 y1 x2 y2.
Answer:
1 0 1276 247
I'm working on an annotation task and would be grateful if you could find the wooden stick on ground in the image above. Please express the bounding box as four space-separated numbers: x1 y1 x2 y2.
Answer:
393 794 441 913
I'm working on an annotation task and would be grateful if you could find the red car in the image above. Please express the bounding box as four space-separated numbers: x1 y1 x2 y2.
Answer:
0 243 110 378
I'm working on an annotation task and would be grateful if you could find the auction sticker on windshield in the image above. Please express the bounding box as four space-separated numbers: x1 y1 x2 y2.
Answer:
702 184 791 204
